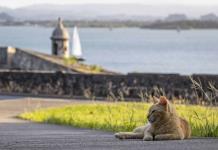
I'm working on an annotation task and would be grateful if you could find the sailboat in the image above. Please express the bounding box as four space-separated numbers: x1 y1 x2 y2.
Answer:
72 26 85 61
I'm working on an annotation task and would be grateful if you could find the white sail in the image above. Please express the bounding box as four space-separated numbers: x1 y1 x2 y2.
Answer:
72 26 82 58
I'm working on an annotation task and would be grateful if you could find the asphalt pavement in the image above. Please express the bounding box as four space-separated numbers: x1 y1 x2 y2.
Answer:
0 95 217 150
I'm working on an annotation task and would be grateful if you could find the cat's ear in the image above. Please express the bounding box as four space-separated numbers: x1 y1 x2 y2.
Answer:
159 96 175 113
159 96 168 105
152 96 159 104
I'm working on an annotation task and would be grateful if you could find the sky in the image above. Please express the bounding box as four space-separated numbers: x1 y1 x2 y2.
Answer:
1 0 218 8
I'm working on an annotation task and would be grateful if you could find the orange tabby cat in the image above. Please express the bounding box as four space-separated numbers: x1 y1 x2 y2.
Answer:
115 96 191 141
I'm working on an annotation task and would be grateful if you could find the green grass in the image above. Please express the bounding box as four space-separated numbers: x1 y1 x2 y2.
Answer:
63 56 78 65
89 65 103 72
63 57 104 73
19 102 218 137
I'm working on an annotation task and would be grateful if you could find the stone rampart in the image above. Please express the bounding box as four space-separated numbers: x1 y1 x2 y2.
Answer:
12 48 74 72
0 71 217 104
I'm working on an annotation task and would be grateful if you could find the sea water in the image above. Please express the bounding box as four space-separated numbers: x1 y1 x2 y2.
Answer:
0 26 218 74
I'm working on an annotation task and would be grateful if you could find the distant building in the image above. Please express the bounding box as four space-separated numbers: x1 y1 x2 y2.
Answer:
51 18 70 58
200 13 218 22
165 14 188 22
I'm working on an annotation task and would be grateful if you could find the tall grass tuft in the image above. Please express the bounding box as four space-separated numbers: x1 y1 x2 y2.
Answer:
191 111 218 137
189 76 218 137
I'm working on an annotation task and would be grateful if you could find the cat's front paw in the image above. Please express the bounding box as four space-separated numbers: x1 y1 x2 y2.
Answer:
114 132 126 139
143 135 153 141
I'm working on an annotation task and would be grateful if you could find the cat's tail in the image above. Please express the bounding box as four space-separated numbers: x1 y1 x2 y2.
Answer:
180 117 192 139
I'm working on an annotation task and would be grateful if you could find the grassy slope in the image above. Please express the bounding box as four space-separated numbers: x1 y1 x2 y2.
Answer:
20 103 218 137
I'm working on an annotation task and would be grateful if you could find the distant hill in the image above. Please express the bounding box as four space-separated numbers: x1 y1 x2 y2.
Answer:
200 13 218 21
1 4 218 21
9 4 159 21
0 12 14 21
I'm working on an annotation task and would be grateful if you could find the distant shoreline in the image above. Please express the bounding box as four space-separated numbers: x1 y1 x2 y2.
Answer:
1 20 218 29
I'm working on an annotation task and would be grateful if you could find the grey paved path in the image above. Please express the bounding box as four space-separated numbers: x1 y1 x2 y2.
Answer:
0 95 217 150
0 123 217 150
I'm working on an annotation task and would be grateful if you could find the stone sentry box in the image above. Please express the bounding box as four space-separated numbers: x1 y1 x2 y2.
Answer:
0 47 7 65
0 47 16 67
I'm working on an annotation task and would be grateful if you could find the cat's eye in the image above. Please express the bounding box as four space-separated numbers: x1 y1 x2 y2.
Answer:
151 110 156 114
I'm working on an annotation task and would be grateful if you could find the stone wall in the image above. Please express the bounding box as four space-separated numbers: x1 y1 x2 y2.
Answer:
0 71 217 104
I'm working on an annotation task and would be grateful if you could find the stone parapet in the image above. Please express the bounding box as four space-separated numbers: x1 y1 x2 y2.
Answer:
0 71 217 104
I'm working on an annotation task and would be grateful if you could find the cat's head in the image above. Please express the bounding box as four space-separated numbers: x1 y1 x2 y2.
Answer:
147 96 176 124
